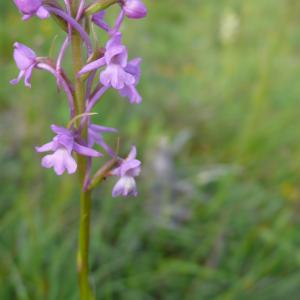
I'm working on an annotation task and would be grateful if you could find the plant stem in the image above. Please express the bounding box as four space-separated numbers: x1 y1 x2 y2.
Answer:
70 2 95 299
77 189 95 300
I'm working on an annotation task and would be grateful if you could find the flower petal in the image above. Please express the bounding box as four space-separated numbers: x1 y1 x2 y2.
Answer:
112 176 138 197
125 58 142 82
63 151 77 174
89 124 118 133
22 14 32 21
41 154 55 168
104 45 128 66
128 145 137 160
100 65 135 90
119 85 142 104
36 6 49 19
24 65 34 88
106 32 122 49
13 42 36 70
50 124 71 135
78 57 105 76
10 70 25 86
52 149 66 175
120 159 141 177
73 143 102 157
35 141 54 153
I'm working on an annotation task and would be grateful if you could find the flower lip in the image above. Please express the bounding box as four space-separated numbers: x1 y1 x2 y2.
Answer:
100 64 135 90
41 148 77 175
112 176 138 197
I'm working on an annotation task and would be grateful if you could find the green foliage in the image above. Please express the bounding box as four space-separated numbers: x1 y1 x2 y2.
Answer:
1 0 300 299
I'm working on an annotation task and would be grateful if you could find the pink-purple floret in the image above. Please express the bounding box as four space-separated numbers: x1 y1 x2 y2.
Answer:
111 146 141 197
10 42 37 87
36 125 101 176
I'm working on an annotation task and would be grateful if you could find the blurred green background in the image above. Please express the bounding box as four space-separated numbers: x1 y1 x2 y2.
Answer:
2 0 300 299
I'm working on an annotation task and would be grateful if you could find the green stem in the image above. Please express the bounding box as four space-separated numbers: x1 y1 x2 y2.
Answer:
70 2 95 299
77 190 95 300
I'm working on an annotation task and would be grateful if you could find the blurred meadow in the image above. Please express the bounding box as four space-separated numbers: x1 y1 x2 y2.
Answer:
2 0 300 299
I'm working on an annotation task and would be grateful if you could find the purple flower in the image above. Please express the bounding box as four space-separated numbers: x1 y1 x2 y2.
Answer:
119 58 142 104
10 42 37 88
14 0 49 20
111 146 141 197
79 33 136 90
88 124 117 157
78 33 141 103
99 33 135 89
121 0 147 19
36 125 102 175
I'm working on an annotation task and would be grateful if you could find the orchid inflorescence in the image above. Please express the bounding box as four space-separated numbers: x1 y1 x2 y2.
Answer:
11 0 147 197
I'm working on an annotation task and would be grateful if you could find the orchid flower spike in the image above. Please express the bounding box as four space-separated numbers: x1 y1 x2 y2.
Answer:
121 0 147 19
10 42 37 88
111 146 141 197
14 0 49 20
36 125 102 175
